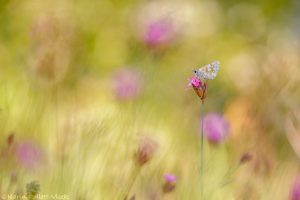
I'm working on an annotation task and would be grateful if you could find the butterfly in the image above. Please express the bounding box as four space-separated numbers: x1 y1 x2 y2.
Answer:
193 61 220 81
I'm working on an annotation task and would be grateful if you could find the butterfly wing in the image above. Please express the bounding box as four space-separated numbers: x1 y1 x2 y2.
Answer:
196 61 220 80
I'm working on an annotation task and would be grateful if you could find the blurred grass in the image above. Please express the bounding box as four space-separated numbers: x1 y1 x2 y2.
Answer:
0 0 300 199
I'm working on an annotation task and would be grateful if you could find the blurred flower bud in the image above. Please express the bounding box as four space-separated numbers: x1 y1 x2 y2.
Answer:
134 1 198 50
7 133 14 146
143 17 175 48
193 84 207 103
187 76 207 102
291 176 300 200
135 136 158 166
162 173 177 193
202 113 230 144
113 68 143 101
32 48 70 83
239 152 253 164
29 16 74 85
14 141 44 170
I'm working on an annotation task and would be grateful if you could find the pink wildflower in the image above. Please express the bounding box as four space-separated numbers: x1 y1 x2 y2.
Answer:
144 18 174 47
202 113 230 144
189 76 201 88
163 173 177 193
14 141 43 170
113 68 142 101
164 174 177 183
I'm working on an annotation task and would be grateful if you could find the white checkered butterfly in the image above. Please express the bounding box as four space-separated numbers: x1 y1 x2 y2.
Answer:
193 61 220 81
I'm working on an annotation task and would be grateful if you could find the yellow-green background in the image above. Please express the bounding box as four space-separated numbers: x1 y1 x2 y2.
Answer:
0 0 300 199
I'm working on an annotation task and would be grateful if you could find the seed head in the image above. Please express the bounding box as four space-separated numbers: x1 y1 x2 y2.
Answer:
239 152 254 164
135 136 158 166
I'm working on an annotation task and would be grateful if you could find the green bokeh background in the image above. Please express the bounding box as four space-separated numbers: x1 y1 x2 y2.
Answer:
0 0 300 199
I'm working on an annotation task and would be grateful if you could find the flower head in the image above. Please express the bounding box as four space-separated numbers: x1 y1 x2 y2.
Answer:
188 76 202 89
239 152 254 164
164 173 177 183
291 176 300 200
202 113 229 144
144 18 175 48
113 68 142 101
14 141 43 170
162 173 177 193
135 136 158 166
7 133 14 146
29 16 73 85
188 75 207 102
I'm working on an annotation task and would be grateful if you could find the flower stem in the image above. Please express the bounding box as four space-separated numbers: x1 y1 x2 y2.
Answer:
220 163 241 187
200 101 204 199
123 165 141 200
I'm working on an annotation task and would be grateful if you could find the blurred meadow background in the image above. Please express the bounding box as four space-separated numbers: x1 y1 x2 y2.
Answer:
1 0 300 199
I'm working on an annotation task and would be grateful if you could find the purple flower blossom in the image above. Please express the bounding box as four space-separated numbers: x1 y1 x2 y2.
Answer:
188 76 202 89
113 68 142 101
162 173 177 193
164 173 177 183
14 141 43 170
144 18 174 47
291 177 300 200
202 113 229 144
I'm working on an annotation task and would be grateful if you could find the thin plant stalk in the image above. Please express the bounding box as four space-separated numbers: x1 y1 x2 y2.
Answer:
192 78 208 199
220 163 240 187
200 101 204 199
123 165 141 200
200 80 207 199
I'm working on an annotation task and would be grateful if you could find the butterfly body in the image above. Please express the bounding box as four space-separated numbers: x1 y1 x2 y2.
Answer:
193 61 220 81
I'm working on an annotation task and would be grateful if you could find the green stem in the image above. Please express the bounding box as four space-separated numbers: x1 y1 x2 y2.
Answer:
123 165 141 200
200 102 204 199
220 163 241 187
